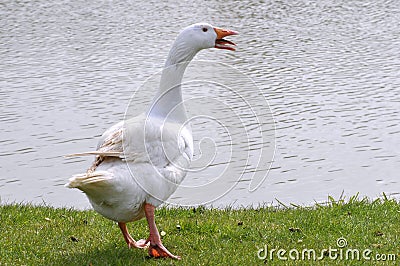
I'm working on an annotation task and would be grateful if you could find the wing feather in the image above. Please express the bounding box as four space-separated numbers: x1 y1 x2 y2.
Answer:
67 114 193 175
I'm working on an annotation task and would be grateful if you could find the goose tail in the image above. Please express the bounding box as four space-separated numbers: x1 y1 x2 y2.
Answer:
65 171 112 189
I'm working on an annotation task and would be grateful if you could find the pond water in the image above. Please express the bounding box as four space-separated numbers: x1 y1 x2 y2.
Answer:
1 0 399 208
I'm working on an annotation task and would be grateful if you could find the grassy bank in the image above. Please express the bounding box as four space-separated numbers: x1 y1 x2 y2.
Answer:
1 196 399 265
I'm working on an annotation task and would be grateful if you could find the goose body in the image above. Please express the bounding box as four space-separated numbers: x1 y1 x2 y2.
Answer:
66 23 237 259
69 114 192 222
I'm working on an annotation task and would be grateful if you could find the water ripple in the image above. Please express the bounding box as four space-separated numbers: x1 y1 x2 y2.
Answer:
0 0 399 208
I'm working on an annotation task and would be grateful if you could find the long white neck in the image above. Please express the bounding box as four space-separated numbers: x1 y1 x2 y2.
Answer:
147 39 199 124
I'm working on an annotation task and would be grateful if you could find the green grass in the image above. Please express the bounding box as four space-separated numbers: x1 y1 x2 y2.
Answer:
1 195 399 265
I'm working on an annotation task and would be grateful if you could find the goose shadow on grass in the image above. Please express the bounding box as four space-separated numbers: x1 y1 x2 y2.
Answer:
55 243 174 266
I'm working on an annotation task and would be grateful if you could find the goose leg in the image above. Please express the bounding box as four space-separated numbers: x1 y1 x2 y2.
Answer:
118 222 149 249
144 203 180 259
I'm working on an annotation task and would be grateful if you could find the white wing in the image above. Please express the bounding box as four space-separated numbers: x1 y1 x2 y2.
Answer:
67 114 193 179
123 115 192 171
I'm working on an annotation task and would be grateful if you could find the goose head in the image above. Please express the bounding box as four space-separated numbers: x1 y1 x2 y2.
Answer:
166 23 238 66
178 22 238 51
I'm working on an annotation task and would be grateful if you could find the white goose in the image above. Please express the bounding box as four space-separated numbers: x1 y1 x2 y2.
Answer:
66 23 237 259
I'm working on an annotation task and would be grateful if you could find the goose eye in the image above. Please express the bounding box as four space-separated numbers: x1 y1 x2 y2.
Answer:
202 27 208 32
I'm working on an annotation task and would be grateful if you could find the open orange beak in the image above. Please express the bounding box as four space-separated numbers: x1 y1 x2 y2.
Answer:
214 27 238 51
